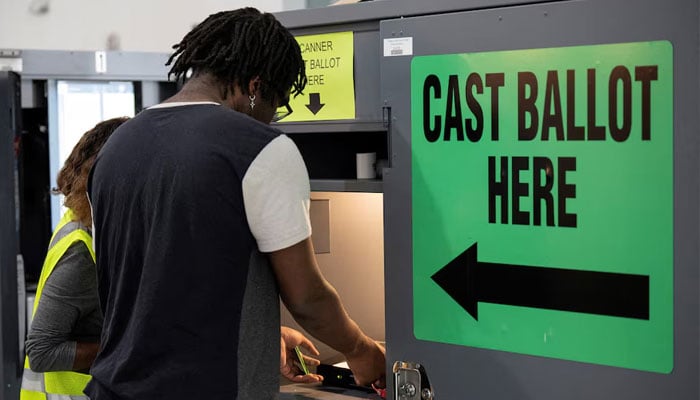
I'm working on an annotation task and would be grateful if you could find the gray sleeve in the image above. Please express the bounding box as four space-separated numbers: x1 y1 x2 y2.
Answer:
25 241 95 372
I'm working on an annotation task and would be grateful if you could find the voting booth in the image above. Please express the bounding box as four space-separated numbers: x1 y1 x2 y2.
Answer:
276 0 699 398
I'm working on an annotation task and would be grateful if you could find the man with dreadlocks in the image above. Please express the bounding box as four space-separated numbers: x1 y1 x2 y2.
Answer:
86 7 385 400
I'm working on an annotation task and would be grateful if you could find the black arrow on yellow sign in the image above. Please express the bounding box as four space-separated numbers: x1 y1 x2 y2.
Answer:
306 93 325 115
431 243 649 321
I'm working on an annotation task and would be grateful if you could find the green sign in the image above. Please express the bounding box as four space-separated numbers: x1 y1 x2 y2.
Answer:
411 41 673 373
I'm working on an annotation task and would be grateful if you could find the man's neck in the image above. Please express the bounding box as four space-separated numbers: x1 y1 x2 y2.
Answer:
164 74 227 104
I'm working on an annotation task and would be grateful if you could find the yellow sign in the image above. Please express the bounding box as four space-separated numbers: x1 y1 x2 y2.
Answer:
281 31 355 122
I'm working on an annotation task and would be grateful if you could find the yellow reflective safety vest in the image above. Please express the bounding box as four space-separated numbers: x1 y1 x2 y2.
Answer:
20 210 95 400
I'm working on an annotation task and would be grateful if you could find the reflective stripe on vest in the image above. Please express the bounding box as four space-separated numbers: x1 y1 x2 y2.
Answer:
21 367 45 392
46 393 89 400
18 388 87 400
21 210 95 400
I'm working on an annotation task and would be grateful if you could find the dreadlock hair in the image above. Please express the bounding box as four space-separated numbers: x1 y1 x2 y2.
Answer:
166 8 307 104
53 116 129 227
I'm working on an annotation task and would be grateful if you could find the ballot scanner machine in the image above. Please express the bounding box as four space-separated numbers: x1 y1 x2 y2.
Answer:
273 0 699 399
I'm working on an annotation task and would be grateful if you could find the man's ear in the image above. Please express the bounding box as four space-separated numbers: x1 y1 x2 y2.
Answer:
248 76 261 95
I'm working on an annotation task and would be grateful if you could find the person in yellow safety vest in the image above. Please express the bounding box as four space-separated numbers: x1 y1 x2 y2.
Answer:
20 117 129 400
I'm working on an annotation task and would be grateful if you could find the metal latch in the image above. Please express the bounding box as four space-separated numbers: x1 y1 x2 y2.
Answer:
393 361 434 400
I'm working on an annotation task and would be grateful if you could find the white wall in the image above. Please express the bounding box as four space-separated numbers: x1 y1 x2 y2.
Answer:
281 192 385 366
0 0 297 53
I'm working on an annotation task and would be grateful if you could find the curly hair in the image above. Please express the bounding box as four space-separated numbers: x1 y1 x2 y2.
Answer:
166 7 307 105
54 117 129 227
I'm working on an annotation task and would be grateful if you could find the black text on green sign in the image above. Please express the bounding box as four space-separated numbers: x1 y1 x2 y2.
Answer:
420 65 659 228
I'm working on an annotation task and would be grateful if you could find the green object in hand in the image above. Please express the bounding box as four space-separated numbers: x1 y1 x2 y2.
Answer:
294 346 310 375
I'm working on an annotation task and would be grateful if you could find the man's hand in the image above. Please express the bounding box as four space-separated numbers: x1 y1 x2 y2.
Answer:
280 326 324 383
345 337 386 388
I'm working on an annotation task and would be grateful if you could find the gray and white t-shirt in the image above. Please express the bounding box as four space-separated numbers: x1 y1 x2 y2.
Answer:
87 102 311 400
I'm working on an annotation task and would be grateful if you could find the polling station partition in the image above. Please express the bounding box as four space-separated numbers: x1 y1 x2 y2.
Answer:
380 0 698 399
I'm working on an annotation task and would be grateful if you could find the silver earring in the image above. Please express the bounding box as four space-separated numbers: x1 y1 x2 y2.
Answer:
249 95 256 111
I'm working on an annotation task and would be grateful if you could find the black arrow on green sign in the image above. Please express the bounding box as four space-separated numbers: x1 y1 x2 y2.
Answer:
431 243 649 321
306 93 325 115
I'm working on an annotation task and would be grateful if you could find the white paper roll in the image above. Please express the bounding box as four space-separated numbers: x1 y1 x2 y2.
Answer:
356 152 377 179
